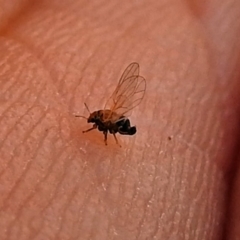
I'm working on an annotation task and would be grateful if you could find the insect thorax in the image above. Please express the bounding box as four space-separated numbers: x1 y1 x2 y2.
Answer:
95 110 123 123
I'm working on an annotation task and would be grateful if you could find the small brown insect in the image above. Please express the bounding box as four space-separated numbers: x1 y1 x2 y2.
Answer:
75 62 146 146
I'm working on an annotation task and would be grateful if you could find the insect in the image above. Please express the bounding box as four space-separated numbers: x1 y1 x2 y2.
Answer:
75 62 146 146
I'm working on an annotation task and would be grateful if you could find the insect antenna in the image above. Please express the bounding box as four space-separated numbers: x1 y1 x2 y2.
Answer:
75 115 87 119
75 102 91 119
84 102 91 114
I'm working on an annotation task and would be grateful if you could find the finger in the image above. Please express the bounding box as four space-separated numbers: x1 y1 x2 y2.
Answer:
1 0 240 240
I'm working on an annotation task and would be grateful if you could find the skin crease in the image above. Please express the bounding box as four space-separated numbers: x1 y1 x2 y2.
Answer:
0 0 240 240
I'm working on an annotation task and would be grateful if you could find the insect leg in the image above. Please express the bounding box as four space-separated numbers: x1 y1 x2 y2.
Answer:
103 131 108 145
82 124 97 133
113 133 121 147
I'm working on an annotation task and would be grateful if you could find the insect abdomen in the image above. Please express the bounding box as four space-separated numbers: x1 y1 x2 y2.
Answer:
117 118 136 135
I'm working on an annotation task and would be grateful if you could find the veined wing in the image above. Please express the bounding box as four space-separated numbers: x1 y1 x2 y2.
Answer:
119 62 139 84
104 63 146 122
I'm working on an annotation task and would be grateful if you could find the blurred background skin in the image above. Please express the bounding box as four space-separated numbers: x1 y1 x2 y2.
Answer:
0 0 240 239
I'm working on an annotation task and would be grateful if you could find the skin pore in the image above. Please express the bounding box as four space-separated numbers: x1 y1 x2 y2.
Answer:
0 0 240 239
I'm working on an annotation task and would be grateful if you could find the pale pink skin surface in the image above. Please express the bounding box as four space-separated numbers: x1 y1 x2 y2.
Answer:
0 0 240 239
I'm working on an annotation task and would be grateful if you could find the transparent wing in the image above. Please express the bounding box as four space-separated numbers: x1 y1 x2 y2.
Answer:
119 62 139 84
104 63 146 122
111 75 146 116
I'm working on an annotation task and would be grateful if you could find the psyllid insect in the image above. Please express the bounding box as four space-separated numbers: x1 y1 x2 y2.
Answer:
75 62 146 146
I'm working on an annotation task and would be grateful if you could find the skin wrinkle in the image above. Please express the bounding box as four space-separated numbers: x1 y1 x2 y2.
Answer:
28 219 43 240
63 41 113 111
0 39 64 114
7 124 62 218
137 193 156 238
2 36 63 100
3 128 55 240
8 3 158 107
75 190 99 239
0 105 46 185
63 51 95 111
0 102 40 156
84 44 117 105
31 138 70 212
1 110 51 211
89 203 109 240
70 52 97 112
14 138 59 238
0 101 26 147
12 125 61 202
209 168 220 238
39 152 76 213
0 63 27 102
37 154 78 239
142 155 162 239
8 13 137 105
55 51 76 95
127 156 147 238
53 183 79 240
72 186 94 239
0 58 23 93
154 148 169 236
200 1 240 83
40 164 84 239
9 140 60 237
62 160 93 237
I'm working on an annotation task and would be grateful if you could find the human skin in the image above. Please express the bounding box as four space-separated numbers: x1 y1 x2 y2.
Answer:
0 0 240 239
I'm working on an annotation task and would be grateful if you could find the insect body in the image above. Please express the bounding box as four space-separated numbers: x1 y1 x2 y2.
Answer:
76 62 146 146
